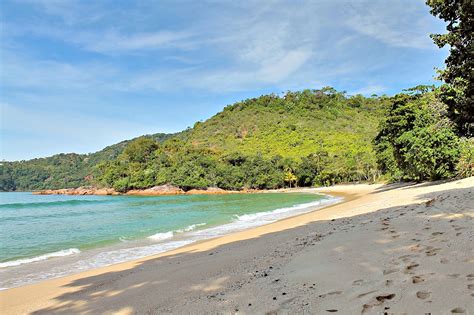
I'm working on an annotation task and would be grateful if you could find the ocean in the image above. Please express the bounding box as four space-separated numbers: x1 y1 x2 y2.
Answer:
0 191 340 289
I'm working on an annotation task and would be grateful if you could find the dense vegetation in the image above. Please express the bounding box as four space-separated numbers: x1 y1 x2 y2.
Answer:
1 89 392 191
0 133 176 191
375 87 465 181
94 89 390 191
427 0 473 136
1 0 472 192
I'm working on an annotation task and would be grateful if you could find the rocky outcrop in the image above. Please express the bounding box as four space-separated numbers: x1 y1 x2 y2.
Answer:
33 185 252 196
126 184 185 196
33 187 119 195
186 187 238 195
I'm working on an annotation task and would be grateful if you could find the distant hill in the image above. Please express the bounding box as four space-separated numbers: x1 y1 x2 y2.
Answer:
1 88 391 191
0 133 177 191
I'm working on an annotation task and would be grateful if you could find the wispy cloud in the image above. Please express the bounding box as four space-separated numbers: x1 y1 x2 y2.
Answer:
80 30 196 53
0 0 448 160
345 1 438 49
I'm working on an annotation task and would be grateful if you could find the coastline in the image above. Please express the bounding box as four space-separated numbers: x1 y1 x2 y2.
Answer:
31 185 256 196
1 178 472 314
0 190 339 289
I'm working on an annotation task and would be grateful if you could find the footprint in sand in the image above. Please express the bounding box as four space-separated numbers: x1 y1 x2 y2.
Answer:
467 274 474 281
440 258 449 264
318 291 342 298
357 290 378 298
412 275 425 284
362 294 396 314
375 293 395 302
352 279 363 285
404 263 419 274
451 307 466 313
425 198 435 207
416 291 431 300
467 284 474 290
452 225 465 231
425 248 441 256
410 244 422 252
447 274 460 279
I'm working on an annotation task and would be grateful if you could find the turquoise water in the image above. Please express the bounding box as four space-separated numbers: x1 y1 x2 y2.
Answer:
0 192 331 268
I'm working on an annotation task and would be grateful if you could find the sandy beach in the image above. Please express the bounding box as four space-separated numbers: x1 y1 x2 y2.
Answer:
1 177 473 314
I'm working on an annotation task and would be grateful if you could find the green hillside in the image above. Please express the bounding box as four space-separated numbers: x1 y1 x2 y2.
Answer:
2 0 471 193
2 87 469 192
0 133 177 191
187 88 385 160
94 88 390 191
1 88 389 191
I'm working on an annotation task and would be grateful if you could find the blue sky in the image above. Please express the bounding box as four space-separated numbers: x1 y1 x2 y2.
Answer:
1 0 447 161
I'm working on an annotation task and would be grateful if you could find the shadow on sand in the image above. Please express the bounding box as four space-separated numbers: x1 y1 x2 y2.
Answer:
31 185 472 314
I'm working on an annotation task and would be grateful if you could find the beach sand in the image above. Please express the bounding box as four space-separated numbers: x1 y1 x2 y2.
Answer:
1 177 472 314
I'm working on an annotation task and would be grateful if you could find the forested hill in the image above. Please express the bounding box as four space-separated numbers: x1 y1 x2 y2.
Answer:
2 88 392 192
186 88 385 160
2 1 472 193
0 133 177 191
2 87 470 192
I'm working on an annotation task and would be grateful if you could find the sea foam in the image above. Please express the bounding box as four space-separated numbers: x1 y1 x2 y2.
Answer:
147 231 174 241
176 223 207 233
0 248 80 268
148 223 207 240
0 194 342 289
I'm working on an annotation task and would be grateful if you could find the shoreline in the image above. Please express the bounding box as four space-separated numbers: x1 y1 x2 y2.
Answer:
1 178 472 314
29 183 360 197
31 185 256 196
0 190 341 289
0 189 354 307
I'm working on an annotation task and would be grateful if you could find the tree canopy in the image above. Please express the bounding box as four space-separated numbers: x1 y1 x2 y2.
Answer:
426 0 474 136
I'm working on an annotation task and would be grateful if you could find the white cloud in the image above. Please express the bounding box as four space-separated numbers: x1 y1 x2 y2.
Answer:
0 0 447 160
3 0 444 94
121 48 312 93
15 0 106 25
81 30 195 53
258 49 312 83
345 1 438 49
0 49 119 93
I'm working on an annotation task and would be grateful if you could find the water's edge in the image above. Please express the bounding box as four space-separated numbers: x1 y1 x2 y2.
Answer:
0 192 342 290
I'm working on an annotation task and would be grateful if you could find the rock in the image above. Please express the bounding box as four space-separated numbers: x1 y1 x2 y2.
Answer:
185 187 236 195
33 184 245 196
126 184 185 196
33 186 119 196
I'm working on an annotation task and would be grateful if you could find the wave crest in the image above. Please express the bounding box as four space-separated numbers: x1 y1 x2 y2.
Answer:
0 248 81 268
147 231 174 241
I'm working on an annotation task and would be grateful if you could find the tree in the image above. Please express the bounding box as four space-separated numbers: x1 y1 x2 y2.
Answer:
122 137 159 163
375 92 460 181
426 0 474 136
284 170 297 188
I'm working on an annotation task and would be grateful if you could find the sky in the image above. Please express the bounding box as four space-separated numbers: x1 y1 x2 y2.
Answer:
0 0 448 161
